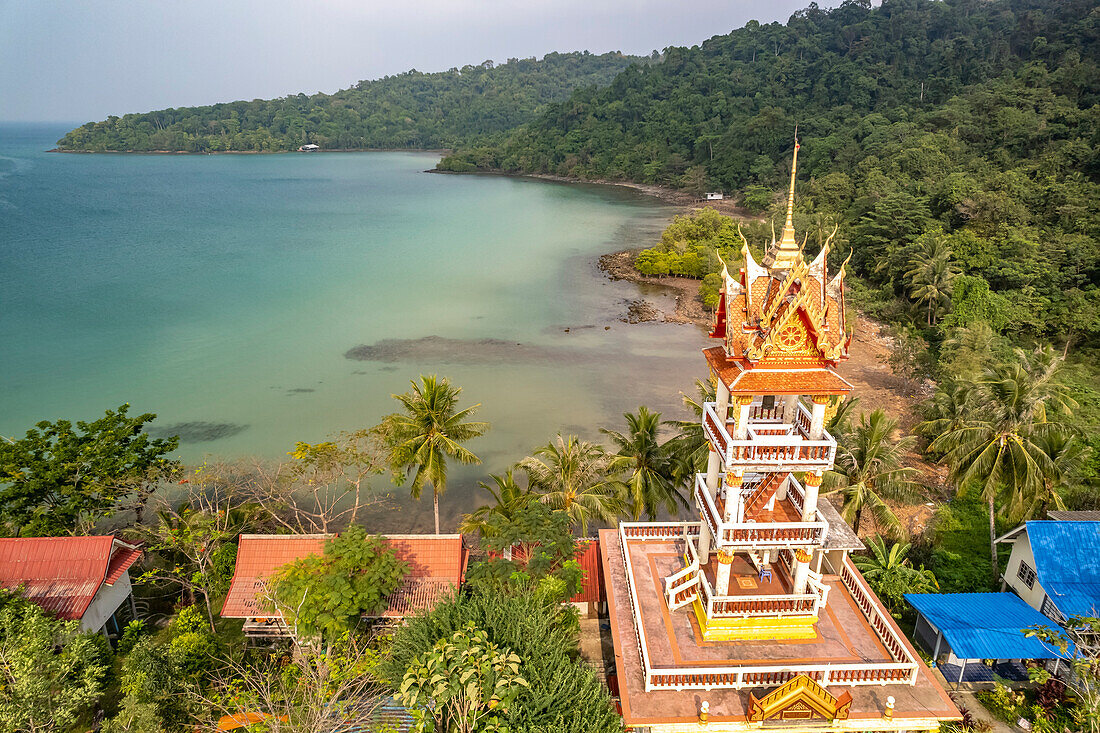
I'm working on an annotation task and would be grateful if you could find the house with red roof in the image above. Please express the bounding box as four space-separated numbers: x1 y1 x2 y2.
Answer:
0 535 142 636
221 533 468 639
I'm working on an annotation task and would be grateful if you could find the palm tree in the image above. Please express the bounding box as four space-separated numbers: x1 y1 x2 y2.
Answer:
458 470 535 538
1010 430 1089 522
854 536 938 614
602 407 685 520
518 434 621 534
380 375 489 534
824 409 919 539
664 376 717 483
905 238 958 325
925 346 1076 583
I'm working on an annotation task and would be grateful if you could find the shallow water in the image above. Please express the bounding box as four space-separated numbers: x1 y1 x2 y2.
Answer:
0 123 710 531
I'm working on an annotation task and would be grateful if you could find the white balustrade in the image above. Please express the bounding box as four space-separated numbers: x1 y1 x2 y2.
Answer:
703 401 837 471
694 474 827 548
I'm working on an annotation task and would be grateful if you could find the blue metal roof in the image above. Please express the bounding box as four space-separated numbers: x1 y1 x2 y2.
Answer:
905 593 1066 660
1027 520 1100 618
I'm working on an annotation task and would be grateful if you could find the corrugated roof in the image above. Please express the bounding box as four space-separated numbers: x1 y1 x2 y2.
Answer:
220 533 466 619
1027 520 1100 618
0 535 140 620
905 593 1065 660
1047 511 1100 522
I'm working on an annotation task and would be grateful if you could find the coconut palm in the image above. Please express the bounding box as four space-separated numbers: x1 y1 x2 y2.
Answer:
602 407 685 520
664 376 717 483
824 409 919 539
518 434 621 534
1010 430 1089 522
458 470 535 538
380 375 489 534
926 346 1076 583
905 237 958 325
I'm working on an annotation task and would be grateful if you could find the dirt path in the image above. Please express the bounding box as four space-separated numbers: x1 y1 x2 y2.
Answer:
599 249 948 538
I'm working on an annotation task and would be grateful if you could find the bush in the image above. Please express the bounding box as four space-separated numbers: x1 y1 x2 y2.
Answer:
382 590 618 732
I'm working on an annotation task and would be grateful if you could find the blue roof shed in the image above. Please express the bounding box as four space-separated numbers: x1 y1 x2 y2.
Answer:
905 592 1066 661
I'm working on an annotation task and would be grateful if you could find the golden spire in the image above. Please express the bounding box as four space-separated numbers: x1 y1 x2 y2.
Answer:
771 135 802 271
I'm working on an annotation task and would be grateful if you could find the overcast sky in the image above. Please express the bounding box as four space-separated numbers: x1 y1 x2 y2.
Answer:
1 0 834 123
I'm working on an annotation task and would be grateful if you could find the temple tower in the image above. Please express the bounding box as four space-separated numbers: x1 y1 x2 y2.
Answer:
665 139 854 641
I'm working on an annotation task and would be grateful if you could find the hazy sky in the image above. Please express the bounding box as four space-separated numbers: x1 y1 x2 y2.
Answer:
1 0 831 123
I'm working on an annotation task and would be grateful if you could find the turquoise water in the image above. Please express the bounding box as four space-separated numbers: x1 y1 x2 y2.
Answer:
0 123 708 531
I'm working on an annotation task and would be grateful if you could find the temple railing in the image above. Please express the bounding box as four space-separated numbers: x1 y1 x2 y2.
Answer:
703 402 836 471
694 474 827 548
617 524 920 692
682 535 827 619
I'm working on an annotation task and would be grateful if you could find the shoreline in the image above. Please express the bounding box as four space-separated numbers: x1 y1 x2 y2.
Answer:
48 147 451 155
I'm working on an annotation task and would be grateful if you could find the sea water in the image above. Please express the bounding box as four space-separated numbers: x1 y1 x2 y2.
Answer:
0 122 708 531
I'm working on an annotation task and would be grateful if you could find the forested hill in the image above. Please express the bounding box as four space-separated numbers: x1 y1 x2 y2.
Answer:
54 51 644 153
444 0 1100 347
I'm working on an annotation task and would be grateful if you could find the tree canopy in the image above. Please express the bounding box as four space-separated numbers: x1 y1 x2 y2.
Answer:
56 53 643 153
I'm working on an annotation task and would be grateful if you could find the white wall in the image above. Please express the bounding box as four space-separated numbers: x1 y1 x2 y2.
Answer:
80 573 132 634
1003 533 1048 613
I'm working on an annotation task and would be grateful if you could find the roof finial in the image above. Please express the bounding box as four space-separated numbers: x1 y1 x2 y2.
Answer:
783 128 799 238
771 130 802 270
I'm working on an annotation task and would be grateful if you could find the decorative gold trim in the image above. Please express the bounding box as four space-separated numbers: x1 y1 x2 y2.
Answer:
802 472 823 487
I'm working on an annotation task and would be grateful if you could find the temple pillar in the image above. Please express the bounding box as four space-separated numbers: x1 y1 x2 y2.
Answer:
733 395 753 440
809 395 829 439
801 471 822 522
705 446 720 492
715 547 735 596
715 378 731 423
782 394 800 424
723 471 742 523
697 522 713 565
793 547 813 594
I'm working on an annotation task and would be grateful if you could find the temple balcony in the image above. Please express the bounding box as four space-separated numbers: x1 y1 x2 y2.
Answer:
703 400 837 472
664 533 830 623
610 523 923 693
693 473 828 548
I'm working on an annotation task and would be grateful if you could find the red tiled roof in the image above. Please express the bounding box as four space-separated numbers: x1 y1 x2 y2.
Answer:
220 534 467 619
0 535 141 620
704 346 852 396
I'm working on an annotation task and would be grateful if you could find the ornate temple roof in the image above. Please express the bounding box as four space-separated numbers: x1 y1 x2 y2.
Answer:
709 140 852 396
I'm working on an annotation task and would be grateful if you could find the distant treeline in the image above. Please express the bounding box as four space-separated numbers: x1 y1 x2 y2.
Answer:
443 0 1100 346
55 51 644 153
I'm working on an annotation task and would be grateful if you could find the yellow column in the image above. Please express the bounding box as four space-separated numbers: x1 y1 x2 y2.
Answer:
715 547 735 596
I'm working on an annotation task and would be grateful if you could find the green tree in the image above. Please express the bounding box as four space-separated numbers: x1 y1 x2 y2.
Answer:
926 346 1076 584
269 526 408 641
904 235 958 325
824 410 919 538
380 376 489 535
664 376 718 484
140 467 265 631
602 407 684 520
1025 617 1100 733
398 622 529 733
465 502 584 603
0 594 109 733
854 537 938 616
518 435 621 533
382 590 620 733
458 470 536 539
0 405 179 536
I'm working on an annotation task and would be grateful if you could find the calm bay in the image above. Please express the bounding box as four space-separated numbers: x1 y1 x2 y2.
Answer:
0 122 708 531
